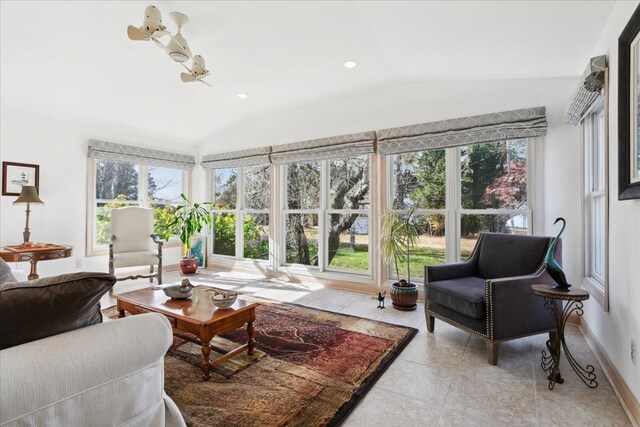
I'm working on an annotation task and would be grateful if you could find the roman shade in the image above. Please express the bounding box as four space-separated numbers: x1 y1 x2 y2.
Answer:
87 139 196 170
201 147 271 169
269 131 376 165
377 107 547 155
564 55 607 126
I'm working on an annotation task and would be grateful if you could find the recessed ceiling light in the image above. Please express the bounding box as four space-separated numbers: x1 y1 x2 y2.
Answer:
343 60 359 69
237 93 249 99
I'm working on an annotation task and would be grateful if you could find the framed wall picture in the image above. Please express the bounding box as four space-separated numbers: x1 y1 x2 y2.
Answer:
190 235 206 268
618 4 640 200
2 162 40 196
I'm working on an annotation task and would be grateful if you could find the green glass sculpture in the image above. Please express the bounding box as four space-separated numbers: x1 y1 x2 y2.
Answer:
545 217 571 291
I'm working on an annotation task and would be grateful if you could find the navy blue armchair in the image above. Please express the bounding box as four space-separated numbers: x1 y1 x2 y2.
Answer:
425 233 561 365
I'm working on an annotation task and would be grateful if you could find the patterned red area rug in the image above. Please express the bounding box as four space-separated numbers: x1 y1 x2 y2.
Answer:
105 298 416 426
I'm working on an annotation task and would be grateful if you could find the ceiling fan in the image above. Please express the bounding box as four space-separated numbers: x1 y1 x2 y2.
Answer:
180 55 212 87
127 5 212 86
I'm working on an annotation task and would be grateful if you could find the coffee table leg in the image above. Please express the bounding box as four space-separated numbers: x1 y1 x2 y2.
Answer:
118 309 126 318
247 321 256 355
201 340 212 381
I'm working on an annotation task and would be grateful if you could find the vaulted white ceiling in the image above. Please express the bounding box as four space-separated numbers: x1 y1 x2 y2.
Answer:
0 1 614 143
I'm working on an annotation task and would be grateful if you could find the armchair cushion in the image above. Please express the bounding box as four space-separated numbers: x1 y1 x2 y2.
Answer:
113 250 160 268
426 276 485 319
0 272 116 350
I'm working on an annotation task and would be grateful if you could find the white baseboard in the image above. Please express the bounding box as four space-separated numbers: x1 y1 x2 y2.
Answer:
579 320 640 426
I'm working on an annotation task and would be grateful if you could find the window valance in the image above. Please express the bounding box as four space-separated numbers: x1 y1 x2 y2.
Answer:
201 147 271 169
564 55 607 126
269 131 376 165
87 139 196 170
377 107 547 155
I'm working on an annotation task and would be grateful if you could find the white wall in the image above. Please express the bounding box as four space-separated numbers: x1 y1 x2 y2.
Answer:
0 107 198 277
581 0 640 403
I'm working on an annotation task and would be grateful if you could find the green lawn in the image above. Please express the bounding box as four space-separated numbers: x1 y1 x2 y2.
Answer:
328 244 471 278
329 244 369 271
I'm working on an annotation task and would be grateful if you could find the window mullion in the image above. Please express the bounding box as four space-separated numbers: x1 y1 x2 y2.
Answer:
140 165 149 207
236 166 245 259
319 160 328 272
446 147 459 262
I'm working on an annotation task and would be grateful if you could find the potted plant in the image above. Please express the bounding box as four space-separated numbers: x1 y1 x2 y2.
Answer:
159 193 214 275
379 207 422 311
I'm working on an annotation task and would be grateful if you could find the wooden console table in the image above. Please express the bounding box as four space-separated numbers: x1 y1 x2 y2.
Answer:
0 245 73 280
531 284 597 390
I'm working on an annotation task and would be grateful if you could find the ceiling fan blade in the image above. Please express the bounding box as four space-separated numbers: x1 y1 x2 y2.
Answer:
181 72 196 83
127 25 148 41
199 79 213 87
151 30 170 39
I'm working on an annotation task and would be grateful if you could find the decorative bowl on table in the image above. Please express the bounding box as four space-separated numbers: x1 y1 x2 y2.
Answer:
208 289 238 309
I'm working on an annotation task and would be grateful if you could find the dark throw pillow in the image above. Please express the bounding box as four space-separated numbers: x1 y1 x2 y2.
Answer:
0 258 17 285
0 272 116 350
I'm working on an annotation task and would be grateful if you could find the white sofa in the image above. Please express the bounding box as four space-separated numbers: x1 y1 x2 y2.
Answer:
0 313 186 427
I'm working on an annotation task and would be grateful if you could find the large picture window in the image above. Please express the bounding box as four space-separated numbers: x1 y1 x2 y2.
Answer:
92 159 188 250
284 156 370 273
391 150 447 279
390 139 533 280
459 139 530 258
211 165 270 260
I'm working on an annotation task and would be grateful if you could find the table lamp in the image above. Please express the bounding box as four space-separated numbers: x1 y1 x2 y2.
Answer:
13 185 44 244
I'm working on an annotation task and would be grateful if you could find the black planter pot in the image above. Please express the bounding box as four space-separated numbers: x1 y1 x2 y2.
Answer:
390 282 418 311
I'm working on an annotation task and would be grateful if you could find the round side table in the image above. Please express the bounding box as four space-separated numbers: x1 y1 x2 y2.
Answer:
531 284 597 390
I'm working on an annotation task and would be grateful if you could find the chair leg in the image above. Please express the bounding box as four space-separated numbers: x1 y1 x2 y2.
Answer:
426 314 435 333
149 265 154 284
487 341 499 365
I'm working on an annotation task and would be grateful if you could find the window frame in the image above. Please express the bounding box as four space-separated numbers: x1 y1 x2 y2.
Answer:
582 95 609 311
386 138 536 281
209 165 271 263
281 156 372 276
86 159 191 257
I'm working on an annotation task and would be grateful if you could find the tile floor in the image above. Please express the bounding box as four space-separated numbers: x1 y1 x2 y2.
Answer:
102 269 633 427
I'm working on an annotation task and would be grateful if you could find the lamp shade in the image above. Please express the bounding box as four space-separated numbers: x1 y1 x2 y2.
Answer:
13 186 43 204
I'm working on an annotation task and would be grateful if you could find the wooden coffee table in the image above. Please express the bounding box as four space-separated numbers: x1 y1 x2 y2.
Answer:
114 286 258 381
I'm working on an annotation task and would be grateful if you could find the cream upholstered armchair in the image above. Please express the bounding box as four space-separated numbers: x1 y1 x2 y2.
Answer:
109 207 163 288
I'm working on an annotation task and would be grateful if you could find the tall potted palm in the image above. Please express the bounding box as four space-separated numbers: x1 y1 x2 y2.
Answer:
379 207 421 311
160 193 214 275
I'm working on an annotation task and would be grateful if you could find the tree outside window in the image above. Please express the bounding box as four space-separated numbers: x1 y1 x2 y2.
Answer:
284 156 370 273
